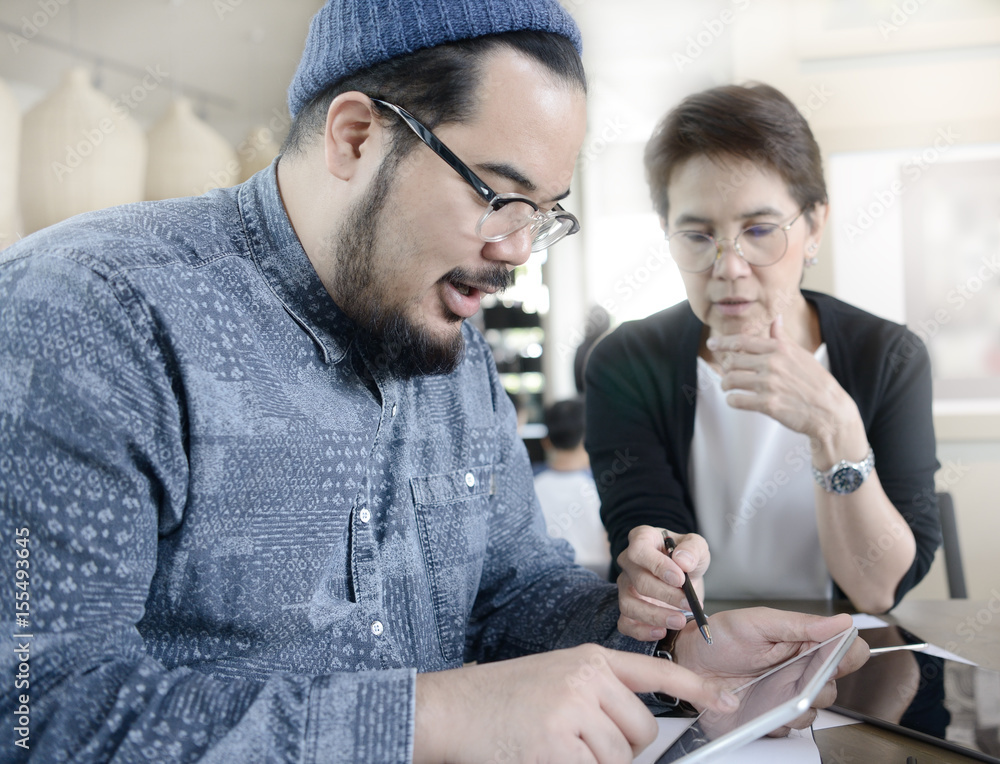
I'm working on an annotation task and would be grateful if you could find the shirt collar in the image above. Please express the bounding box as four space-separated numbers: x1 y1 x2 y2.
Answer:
238 159 353 365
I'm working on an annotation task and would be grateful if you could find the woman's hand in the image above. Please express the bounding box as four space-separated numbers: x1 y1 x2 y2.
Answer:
615 525 709 641
709 315 914 613
708 315 864 456
672 609 870 735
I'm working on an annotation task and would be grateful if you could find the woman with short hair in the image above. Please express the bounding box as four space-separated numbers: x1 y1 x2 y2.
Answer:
585 83 941 638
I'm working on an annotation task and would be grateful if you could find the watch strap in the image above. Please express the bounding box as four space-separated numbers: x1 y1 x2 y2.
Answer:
651 621 698 714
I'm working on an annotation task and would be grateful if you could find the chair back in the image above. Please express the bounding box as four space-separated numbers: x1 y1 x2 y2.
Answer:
936 491 967 599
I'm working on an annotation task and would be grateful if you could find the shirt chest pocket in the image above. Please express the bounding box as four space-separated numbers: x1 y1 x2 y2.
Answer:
410 464 494 664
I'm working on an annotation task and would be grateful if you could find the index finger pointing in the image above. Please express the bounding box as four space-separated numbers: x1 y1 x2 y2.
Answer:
604 649 739 713
711 334 776 354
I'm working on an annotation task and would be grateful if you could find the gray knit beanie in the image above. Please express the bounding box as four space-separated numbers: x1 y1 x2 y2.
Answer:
287 0 583 118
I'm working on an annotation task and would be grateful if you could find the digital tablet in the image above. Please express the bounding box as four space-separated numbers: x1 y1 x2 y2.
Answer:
647 626 858 764
832 651 1000 763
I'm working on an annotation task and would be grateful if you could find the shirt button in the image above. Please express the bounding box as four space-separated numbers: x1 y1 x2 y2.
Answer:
391 403 398 417
465 472 476 488
359 507 371 523
371 620 384 636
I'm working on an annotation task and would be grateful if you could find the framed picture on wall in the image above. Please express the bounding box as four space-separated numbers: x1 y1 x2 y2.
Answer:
830 144 1000 404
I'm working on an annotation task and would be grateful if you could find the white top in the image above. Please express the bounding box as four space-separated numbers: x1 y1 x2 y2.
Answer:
533 468 611 578
690 345 833 599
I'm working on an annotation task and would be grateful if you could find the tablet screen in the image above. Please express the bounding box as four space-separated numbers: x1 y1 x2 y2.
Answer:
833 652 1000 763
651 627 856 764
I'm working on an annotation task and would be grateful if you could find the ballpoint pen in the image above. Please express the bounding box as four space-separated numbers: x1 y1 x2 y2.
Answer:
663 532 712 644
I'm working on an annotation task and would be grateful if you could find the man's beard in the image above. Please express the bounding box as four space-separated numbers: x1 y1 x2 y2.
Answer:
329 153 512 379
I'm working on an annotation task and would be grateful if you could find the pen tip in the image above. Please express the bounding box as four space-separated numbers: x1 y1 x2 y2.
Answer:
701 625 713 645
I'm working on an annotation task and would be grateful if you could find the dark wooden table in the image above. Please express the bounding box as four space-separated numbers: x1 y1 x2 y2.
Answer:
706 599 1000 763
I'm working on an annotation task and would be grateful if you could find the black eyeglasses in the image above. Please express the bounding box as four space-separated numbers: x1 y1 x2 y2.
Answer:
369 98 580 253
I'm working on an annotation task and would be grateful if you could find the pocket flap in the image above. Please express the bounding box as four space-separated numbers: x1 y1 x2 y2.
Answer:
410 464 494 506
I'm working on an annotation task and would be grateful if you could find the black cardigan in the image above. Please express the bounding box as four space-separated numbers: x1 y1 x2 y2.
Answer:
584 290 941 606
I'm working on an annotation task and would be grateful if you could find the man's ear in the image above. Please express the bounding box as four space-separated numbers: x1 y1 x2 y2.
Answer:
323 92 380 181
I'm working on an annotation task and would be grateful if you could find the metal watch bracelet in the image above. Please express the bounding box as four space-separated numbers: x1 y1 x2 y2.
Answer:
812 445 875 495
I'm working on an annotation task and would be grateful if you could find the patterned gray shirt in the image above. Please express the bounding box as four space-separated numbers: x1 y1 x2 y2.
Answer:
0 164 649 763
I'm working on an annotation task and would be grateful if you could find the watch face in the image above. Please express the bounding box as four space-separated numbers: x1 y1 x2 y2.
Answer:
831 466 864 494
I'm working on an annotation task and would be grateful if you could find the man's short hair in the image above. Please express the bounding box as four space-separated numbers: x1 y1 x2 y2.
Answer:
544 398 586 451
281 30 586 159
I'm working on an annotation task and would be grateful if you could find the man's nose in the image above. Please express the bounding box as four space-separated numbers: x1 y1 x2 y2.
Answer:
481 226 534 268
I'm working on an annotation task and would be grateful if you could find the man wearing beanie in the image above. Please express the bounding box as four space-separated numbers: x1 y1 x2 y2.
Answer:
1 1 866 761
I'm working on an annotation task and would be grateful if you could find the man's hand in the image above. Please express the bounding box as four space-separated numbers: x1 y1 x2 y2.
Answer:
672 608 870 735
616 525 710 641
413 644 738 764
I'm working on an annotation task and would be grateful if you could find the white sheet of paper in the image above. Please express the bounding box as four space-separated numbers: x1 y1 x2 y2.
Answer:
850 613 890 629
916 642 978 666
850 613 979 666
813 709 861 730
632 718 821 764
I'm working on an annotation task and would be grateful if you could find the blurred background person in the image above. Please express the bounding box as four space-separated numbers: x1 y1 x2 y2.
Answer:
535 398 612 578
573 304 611 393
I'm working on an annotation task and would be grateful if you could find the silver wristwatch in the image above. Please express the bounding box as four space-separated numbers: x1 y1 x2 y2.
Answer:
812 446 875 495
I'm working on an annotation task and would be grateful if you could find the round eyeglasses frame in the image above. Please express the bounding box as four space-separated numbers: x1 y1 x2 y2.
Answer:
369 98 581 253
666 208 807 273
